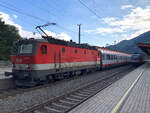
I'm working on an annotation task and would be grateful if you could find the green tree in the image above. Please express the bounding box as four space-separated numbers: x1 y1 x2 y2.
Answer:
0 18 21 60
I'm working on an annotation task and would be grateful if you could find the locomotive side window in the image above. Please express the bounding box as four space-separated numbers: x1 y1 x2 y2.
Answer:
41 45 47 54
107 54 110 60
62 48 65 53
84 50 86 54
75 49 77 54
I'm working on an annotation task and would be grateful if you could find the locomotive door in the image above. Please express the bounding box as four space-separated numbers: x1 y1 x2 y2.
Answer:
94 54 97 66
54 51 61 71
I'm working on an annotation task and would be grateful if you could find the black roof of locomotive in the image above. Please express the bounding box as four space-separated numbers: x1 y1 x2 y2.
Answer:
18 36 97 50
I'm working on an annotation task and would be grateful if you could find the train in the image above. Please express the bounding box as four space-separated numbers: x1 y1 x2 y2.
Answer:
5 36 132 86
131 53 144 65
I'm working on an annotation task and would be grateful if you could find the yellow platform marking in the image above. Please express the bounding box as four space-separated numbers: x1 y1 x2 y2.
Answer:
111 70 144 113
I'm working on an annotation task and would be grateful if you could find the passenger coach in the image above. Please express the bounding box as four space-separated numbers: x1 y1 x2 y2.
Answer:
97 47 131 68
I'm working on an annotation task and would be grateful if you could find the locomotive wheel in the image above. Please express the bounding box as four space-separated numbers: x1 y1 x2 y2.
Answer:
46 75 54 83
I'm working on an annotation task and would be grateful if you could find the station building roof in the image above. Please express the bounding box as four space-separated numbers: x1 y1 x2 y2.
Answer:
137 42 150 55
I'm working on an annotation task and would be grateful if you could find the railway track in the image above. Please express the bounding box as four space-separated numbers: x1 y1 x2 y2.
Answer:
20 66 136 113
0 65 132 99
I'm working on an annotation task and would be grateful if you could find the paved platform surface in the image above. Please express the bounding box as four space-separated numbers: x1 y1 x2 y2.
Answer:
69 63 150 113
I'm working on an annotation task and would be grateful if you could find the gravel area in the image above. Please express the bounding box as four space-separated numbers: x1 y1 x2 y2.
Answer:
0 65 131 113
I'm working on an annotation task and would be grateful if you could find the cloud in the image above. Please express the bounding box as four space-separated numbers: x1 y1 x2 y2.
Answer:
56 32 71 41
44 30 57 37
44 30 71 41
121 5 133 10
102 7 150 31
12 14 18 19
101 17 117 24
85 27 124 34
86 6 150 40
0 12 72 41
103 6 150 36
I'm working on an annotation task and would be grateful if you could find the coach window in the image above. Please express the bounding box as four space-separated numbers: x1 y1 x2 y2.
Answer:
41 45 47 54
107 55 109 60
111 55 113 60
102 54 105 59
84 50 86 54
75 49 77 54
62 48 65 53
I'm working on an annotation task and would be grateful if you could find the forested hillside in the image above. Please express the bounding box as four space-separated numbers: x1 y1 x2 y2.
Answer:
107 31 150 54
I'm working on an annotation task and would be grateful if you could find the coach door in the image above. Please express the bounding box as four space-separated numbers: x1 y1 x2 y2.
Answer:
54 51 61 71
94 54 97 66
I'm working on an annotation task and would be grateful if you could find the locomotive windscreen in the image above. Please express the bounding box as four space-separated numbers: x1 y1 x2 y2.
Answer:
19 44 33 54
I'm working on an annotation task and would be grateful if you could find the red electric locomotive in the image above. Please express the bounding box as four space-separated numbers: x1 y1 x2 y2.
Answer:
5 36 101 86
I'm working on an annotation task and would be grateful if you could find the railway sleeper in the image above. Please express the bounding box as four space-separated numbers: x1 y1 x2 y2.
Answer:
52 103 70 109
59 99 76 105
74 92 90 97
55 100 74 107
78 91 92 95
69 94 85 100
47 103 67 112
44 106 62 113
34 110 42 113
64 97 81 103
66 95 82 101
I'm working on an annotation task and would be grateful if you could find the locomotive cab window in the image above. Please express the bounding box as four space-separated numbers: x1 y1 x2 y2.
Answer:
62 48 65 53
20 44 33 54
41 45 47 54
75 49 77 54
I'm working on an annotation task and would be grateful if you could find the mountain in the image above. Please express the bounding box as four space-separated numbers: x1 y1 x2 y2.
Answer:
107 31 150 54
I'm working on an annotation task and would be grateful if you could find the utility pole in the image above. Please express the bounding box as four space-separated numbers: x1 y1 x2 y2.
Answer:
77 24 81 44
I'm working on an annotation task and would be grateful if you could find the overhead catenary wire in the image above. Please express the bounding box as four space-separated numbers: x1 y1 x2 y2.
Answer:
0 0 89 39
0 3 48 23
0 1 79 35
78 0 101 19
22 0 61 21
23 0 78 34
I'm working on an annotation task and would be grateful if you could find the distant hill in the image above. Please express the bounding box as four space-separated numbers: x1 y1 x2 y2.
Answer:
107 31 150 54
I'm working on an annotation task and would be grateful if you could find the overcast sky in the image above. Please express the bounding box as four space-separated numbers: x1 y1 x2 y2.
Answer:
0 0 150 46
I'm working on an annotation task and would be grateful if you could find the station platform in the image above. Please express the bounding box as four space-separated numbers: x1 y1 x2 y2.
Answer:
69 62 150 113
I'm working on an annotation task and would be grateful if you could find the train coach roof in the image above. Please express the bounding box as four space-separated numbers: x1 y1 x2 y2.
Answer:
18 37 97 50
97 47 131 56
